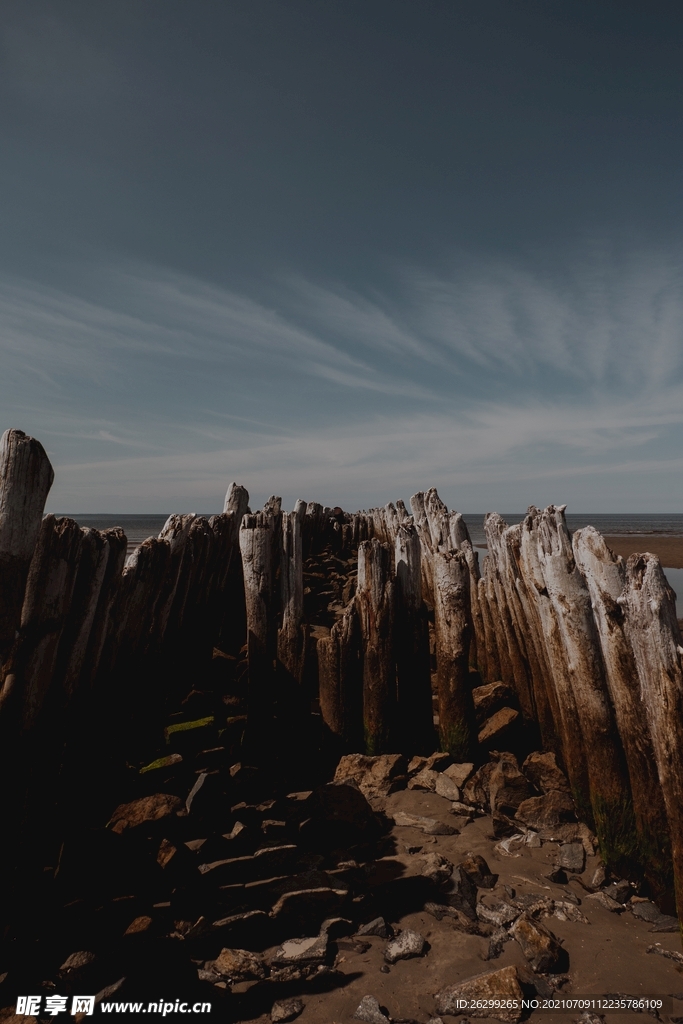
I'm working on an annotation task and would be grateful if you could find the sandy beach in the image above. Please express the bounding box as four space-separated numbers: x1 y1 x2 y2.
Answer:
603 534 683 569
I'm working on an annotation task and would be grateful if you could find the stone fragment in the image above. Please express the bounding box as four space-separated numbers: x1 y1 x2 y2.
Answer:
461 852 497 888
392 812 457 836
333 753 407 805
408 768 439 791
425 752 452 771
510 914 564 973
270 933 328 967
157 838 177 869
515 791 576 829
357 917 390 938
270 887 347 934
647 942 683 964
462 761 497 807
441 865 478 918
108 794 182 833
354 995 391 1023
630 900 664 923
124 916 152 935
442 762 475 788
383 929 425 963
589 863 606 889
559 843 585 873
602 879 631 903
434 965 524 1022
584 891 624 913
649 916 679 932
407 756 427 775
211 948 267 982
423 902 480 931
552 901 589 924
59 951 96 973
522 751 570 794
434 774 460 801
478 707 519 746
271 998 304 1023
420 853 453 886
574 1014 605 1024
476 900 519 927
485 927 512 960
472 680 515 723
310 783 376 831
488 754 535 816
450 801 474 818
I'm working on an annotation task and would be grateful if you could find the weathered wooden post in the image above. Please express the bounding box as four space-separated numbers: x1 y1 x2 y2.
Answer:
477 572 502 683
318 602 363 750
622 553 683 925
240 512 278 752
432 550 474 758
356 538 396 754
394 522 434 753
278 500 308 686
0 429 54 671
574 528 672 896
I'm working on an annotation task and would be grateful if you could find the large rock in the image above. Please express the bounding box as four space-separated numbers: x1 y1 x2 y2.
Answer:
558 843 585 873
271 998 304 1023
354 996 390 1023
108 794 182 834
392 811 458 836
442 762 475 788
462 762 497 808
510 914 565 973
488 754 534 817
434 965 524 1022
440 865 478 919
522 751 570 794
333 754 407 806
515 791 576 829
408 768 440 791
472 681 516 724
461 852 497 888
420 852 454 886
478 707 520 747
209 947 267 982
384 929 425 963
435 774 461 801
269 933 328 967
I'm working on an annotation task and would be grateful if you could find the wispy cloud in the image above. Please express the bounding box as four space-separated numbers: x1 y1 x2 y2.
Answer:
1 246 682 511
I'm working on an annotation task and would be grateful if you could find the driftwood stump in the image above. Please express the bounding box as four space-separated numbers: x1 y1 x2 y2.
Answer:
432 550 474 759
394 522 434 753
356 538 396 754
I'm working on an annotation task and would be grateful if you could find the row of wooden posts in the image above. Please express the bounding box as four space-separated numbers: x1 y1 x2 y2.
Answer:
1 428 683 924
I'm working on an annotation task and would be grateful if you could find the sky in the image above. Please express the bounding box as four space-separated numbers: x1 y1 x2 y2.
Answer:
2 0 683 514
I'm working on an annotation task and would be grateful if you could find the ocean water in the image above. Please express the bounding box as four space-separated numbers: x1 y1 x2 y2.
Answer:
62 512 683 617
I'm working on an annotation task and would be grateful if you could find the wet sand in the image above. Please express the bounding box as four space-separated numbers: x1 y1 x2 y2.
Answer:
603 535 683 569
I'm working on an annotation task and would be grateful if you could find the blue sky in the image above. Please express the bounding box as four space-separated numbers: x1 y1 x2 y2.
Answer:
2 1 683 512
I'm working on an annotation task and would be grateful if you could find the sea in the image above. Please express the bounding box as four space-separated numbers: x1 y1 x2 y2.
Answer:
64 512 683 618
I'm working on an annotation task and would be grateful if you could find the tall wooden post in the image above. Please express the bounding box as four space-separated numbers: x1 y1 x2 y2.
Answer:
318 602 363 750
432 550 474 759
394 522 434 753
356 539 396 755
240 512 277 753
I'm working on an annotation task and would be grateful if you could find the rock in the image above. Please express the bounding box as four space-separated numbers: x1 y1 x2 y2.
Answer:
574 1015 605 1024
472 681 515 723
423 902 480 931
157 838 177 869
462 761 497 807
515 791 576 829
485 927 512 960
320 916 353 938
630 900 664 923
510 914 565 973
309 783 376 831
270 887 347 934
434 774 460 801
552 900 589 924
491 813 520 838
108 794 183 834
210 948 267 982
522 751 570 794
559 843 585 873
584 891 624 913
476 901 519 928
420 853 453 886
408 768 440 791
488 754 535 816
650 915 680 932
647 942 683 964
392 812 458 835
425 752 452 771
357 917 390 938
440 865 478 918
211 909 272 948
59 951 96 973
384 929 425 963
434 965 524 1022
602 879 631 903
354 995 391 1023
478 707 519 746
333 754 407 805
589 863 606 889
270 933 328 967
271 998 304 1023
124 916 153 935
546 868 568 885
442 762 475 787
450 801 475 818
407 756 427 775
461 852 497 888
